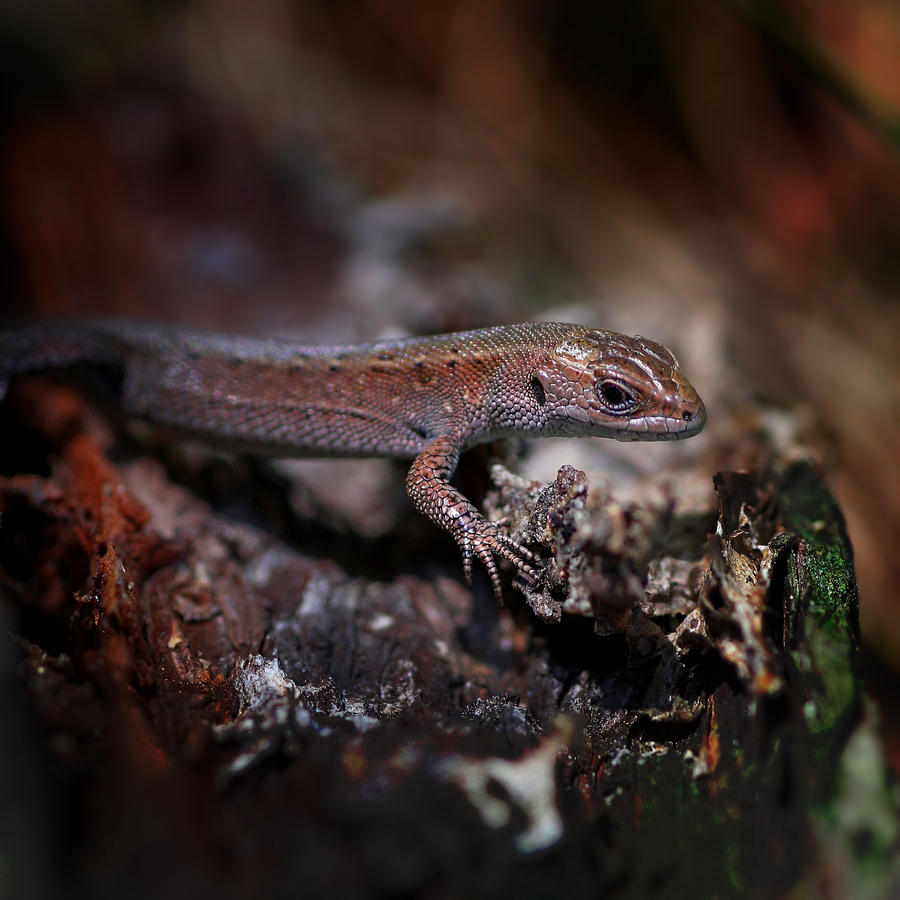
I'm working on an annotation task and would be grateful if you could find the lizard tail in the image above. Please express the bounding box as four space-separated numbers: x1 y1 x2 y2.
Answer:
0 322 117 401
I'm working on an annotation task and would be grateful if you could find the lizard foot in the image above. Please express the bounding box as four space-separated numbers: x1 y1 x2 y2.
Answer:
459 521 540 602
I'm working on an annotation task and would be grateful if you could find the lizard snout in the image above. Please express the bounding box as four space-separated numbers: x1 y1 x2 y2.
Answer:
673 382 706 437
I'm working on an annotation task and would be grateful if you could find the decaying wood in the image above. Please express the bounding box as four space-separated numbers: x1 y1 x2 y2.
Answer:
0 381 861 899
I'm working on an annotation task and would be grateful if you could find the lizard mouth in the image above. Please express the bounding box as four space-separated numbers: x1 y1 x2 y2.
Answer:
613 393 707 441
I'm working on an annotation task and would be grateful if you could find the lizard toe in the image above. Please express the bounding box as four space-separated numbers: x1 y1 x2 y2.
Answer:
495 533 539 567
474 542 504 603
461 541 475 586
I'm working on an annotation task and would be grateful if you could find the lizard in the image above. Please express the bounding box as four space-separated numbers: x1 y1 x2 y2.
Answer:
0 320 706 598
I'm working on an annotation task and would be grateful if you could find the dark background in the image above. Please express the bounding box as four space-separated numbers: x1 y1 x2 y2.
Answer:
2 0 898 826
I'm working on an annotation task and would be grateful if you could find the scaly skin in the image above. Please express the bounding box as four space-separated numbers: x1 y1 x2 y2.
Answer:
0 320 706 597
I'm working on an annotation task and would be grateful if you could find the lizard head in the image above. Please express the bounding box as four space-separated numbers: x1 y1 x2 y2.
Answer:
532 327 706 441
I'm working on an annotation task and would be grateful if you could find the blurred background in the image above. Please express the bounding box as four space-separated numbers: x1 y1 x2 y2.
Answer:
1 0 898 759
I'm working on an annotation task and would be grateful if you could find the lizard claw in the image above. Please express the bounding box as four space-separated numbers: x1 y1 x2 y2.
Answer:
457 520 541 601
475 542 504 604
489 516 538 560
493 531 539 567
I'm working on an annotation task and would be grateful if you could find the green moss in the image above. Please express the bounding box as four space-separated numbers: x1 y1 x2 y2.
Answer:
778 462 860 647
777 462 861 742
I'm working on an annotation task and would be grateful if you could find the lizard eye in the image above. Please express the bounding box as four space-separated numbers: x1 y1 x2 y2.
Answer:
597 379 639 414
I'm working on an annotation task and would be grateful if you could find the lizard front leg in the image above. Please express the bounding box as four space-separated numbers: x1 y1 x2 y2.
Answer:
405 434 538 600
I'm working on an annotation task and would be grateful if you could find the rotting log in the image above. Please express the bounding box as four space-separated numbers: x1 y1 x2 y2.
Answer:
0 380 868 899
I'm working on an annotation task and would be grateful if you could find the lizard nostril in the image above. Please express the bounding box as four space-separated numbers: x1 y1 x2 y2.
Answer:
682 409 693 422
